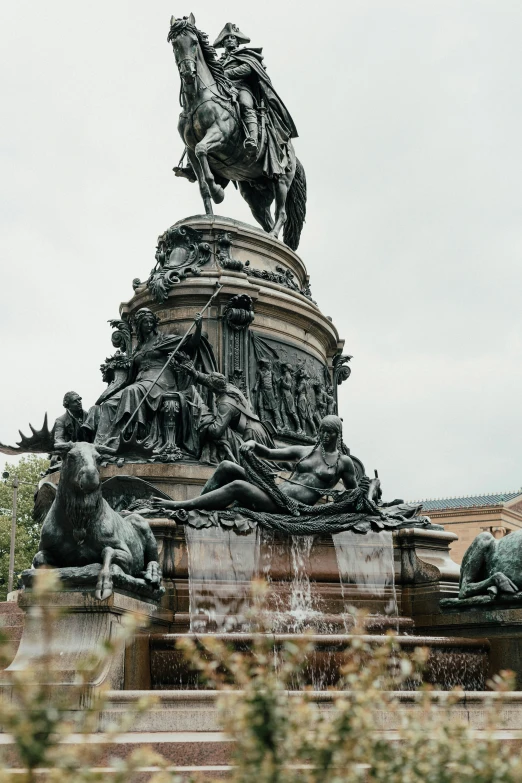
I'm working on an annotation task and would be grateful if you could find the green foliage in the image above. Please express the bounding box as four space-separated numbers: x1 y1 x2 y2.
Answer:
0 570 168 783
0 455 49 600
178 582 522 783
1 577 522 781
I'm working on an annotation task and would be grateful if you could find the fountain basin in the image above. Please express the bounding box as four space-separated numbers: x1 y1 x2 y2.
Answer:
149 632 490 691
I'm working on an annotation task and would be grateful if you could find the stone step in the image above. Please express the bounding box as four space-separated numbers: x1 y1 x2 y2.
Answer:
0 730 232 768
3 692 522 774
104 689 522 733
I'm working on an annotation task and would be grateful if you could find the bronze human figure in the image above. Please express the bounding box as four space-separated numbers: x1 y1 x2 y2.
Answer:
296 369 316 436
253 358 283 429
279 362 302 434
213 22 298 156
150 415 356 514
176 360 274 458
168 14 306 250
84 310 214 457
53 391 88 450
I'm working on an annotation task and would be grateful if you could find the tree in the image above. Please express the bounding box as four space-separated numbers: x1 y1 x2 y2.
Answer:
0 455 49 600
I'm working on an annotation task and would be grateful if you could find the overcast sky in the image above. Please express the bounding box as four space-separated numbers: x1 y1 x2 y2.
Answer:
1 1 521 501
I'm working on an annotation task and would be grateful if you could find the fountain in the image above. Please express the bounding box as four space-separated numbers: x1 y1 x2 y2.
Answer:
3 12 522 773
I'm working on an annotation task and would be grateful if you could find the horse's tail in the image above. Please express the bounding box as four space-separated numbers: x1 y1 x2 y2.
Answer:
283 158 307 251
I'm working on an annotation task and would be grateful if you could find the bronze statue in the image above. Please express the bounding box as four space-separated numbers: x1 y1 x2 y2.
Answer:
253 358 283 430
279 362 302 434
53 391 88 450
213 22 298 155
176 360 274 459
453 531 522 603
0 391 90 461
311 378 327 431
84 309 216 458
296 369 316 436
168 14 306 250
325 385 337 416
150 415 356 513
32 442 162 600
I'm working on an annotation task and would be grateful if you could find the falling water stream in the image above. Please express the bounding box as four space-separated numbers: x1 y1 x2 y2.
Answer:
185 525 259 632
332 530 398 623
174 525 488 691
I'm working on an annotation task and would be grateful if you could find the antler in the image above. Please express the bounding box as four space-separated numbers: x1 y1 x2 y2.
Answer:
0 413 54 455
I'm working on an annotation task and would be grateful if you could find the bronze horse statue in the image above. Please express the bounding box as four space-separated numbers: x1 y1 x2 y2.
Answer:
168 15 306 250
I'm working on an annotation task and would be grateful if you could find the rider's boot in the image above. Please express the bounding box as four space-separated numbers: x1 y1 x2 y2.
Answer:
242 108 259 152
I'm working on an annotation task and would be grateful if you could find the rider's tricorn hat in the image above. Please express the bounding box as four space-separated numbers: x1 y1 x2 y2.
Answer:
213 22 250 49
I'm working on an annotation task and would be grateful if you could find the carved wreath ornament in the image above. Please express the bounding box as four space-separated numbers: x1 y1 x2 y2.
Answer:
134 225 212 304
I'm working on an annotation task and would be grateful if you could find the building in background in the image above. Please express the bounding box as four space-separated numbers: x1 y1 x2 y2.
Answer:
415 492 522 563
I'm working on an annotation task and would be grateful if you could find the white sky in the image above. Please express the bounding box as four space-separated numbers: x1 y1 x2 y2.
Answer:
1 1 522 501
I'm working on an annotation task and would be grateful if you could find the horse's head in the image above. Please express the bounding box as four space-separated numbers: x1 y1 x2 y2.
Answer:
168 14 200 86
59 441 102 494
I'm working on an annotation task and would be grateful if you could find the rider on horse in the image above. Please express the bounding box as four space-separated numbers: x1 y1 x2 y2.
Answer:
213 22 299 176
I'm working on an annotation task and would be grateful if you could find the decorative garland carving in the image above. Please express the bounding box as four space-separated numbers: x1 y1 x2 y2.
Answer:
244 262 314 301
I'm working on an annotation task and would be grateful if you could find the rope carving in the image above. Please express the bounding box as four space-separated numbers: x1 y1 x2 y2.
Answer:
239 450 302 516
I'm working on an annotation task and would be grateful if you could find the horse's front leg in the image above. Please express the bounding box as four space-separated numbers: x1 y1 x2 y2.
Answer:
187 148 213 216
194 124 226 204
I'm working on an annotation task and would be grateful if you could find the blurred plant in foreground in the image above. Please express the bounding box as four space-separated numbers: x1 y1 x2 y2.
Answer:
0 569 168 783
1 576 522 782
177 580 522 783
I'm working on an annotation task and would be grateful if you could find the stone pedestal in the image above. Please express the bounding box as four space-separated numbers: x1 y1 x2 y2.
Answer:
394 527 461 620
4 588 172 696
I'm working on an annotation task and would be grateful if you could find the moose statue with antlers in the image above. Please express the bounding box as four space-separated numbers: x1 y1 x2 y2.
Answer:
31 442 163 601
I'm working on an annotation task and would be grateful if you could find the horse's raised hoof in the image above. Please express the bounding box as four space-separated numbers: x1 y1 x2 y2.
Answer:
95 572 114 601
212 186 225 204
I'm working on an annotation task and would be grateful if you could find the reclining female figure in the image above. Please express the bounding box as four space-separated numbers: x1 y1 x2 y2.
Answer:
150 415 357 514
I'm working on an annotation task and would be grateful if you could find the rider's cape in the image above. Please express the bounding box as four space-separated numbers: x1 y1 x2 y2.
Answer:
224 48 298 177
230 48 297 139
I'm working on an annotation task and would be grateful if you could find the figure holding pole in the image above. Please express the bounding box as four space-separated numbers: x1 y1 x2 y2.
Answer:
84 284 223 458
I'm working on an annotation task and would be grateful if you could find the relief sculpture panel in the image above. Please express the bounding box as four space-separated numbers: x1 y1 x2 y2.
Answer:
249 332 335 441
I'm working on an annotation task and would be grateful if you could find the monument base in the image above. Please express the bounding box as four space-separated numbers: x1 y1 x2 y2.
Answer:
3 587 172 697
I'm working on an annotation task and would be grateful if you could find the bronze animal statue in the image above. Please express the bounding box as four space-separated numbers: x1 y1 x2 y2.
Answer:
458 530 522 601
168 15 306 250
32 442 162 600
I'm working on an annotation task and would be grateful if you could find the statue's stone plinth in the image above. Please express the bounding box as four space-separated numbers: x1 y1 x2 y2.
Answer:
20 563 165 603
3 587 172 696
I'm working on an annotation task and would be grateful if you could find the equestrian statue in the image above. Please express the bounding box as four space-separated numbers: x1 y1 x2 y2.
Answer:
169 15 306 250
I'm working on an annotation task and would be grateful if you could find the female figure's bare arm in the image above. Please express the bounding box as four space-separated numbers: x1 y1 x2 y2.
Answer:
239 439 308 462
340 456 358 491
